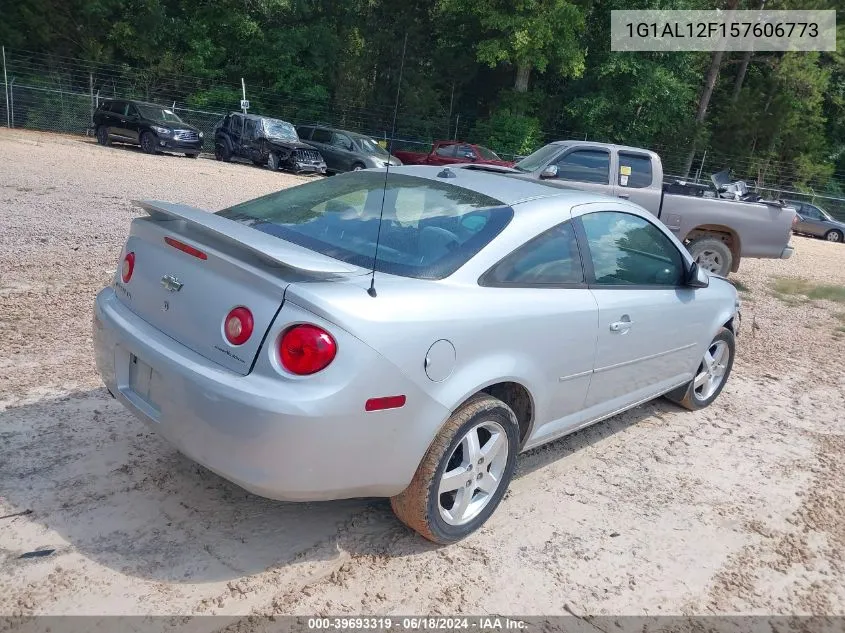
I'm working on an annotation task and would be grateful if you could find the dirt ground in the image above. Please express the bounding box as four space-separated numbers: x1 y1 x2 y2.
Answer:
1 128 844 619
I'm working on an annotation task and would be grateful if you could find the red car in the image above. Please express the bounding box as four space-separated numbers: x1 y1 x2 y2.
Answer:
394 140 514 168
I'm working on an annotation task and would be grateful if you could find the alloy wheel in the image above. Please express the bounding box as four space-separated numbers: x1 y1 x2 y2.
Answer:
693 340 730 401
437 420 509 526
695 250 723 273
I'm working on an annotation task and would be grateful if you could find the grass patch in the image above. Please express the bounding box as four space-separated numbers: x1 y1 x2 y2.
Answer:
731 280 751 293
771 278 845 304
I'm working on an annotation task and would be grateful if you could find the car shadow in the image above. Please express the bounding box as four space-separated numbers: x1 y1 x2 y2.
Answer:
0 388 671 584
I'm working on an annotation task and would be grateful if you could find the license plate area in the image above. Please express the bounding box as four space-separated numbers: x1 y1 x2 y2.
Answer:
128 353 160 413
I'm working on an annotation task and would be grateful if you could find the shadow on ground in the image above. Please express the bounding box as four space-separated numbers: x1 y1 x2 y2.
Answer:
0 387 672 584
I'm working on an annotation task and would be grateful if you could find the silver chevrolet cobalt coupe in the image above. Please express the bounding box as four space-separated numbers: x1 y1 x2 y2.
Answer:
94 166 740 543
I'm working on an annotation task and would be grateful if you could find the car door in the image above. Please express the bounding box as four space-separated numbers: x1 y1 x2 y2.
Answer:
479 219 598 445
310 128 338 171
574 204 704 415
797 204 827 237
228 114 244 156
542 146 616 196
614 151 660 210
330 132 356 170
124 103 142 143
242 118 260 161
108 101 132 140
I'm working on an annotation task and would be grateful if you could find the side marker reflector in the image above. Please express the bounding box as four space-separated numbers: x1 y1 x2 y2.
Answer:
365 395 406 412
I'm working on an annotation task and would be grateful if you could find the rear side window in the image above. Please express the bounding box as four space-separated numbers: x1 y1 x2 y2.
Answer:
618 153 653 188
580 211 684 286
312 128 332 143
482 221 584 286
218 172 513 280
554 150 610 184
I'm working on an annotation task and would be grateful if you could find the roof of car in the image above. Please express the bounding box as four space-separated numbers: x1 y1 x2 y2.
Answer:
228 112 294 124
545 139 659 157
385 165 613 207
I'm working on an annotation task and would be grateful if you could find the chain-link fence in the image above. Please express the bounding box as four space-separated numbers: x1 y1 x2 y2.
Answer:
3 46 844 220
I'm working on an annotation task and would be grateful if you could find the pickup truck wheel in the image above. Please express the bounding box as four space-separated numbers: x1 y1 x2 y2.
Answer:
825 230 843 243
390 394 518 545
665 328 735 411
688 238 732 276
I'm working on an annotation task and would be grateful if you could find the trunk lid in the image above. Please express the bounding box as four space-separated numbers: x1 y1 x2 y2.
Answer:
114 201 363 375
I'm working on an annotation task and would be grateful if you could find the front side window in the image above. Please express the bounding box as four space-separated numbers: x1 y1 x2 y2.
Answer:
580 211 684 286
230 115 243 135
802 205 824 220
435 144 456 158
455 145 477 160
554 150 610 184
244 119 256 140
514 143 566 173
218 172 513 280
617 152 653 188
332 133 353 150
136 105 182 123
482 221 583 286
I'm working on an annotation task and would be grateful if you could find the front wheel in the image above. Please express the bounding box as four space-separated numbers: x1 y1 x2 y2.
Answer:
267 152 281 171
665 327 735 411
687 238 733 276
351 162 365 171
825 230 843 243
390 394 519 544
140 131 158 155
215 142 231 162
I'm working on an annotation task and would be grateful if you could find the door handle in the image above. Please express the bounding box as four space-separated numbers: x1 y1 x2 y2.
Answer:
120 119 127 123
617 194 630 199
609 320 633 332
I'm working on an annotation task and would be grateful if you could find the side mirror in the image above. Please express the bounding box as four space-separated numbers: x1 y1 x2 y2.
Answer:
686 262 710 288
540 164 558 179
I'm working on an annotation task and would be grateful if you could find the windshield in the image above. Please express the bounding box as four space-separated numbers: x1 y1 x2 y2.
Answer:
217 172 513 280
514 144 564 172
353 135 389 157
476 145 502 161
137 105 182 123
263 119 299 141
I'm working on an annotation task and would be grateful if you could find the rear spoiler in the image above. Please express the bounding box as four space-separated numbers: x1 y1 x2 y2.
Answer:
133 200 365 276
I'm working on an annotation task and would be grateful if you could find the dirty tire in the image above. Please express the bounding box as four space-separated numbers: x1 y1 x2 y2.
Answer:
824 229 843 243
665 327 735 411
214 143 231 162
96 126 110 146
390 394 519 545
140 131 157 155
687 237 733 276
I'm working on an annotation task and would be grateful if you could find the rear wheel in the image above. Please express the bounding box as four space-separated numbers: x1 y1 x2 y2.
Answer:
688 238 733 276
96 126 110 146
140 131 158 155
825 230 843 243
665 327 735 411
390 394 518 544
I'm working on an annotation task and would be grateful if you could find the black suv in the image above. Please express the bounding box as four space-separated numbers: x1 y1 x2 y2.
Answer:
93 99 203 157
214 113 326 174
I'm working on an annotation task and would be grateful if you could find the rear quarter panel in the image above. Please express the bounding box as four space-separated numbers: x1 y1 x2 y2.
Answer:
661 194 795 258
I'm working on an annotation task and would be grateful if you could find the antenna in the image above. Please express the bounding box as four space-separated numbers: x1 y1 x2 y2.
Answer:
368 32 408 298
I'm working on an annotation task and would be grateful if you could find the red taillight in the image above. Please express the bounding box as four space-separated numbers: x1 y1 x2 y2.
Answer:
365 395 406 412
165 237 207 260
224 307 254 346
279 324 337 375
121 252 135 283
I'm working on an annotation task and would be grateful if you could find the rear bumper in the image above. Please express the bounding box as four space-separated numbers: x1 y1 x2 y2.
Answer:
93 288 447 501
780 245 795 259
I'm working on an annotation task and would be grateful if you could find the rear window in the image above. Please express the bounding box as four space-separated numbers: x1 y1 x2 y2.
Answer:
217 172 513 280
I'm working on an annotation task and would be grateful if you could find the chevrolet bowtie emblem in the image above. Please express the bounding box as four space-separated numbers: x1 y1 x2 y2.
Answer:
160 274 183 292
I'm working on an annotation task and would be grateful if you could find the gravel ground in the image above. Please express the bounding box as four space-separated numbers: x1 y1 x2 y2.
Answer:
1 128 844 620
